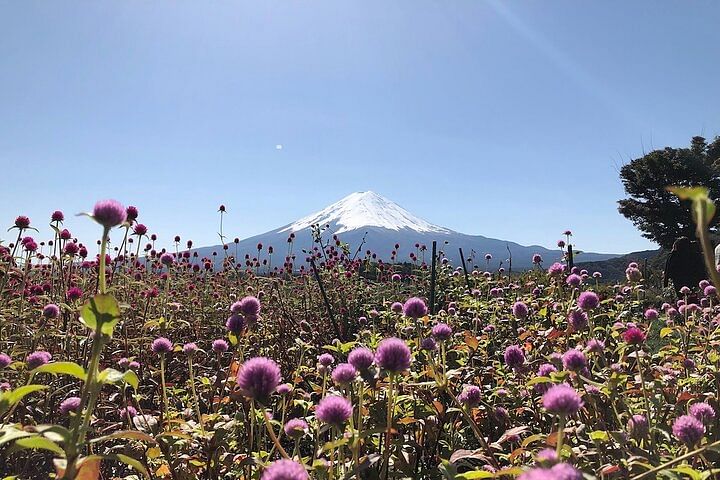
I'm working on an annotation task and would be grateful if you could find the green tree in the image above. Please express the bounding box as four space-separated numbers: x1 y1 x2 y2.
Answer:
618 135 720 249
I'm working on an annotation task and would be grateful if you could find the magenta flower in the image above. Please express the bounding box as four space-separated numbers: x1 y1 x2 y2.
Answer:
14 216 30 229
518 463 582 480
283 418 309 439
623 327 646 345
261 459 308 480
503 345 525 369
542 384 583 416
51 211 64 223
318 353 334 367
151 337 173 354
182 343 198 355
42 304 60 319
236 357 281 402
458 385 481 407
431 323 453 341
212 339 229 353
627 414 648 438
316 395 352 425
673 414 705 446
403 297 428 319
26 351 52 370
577 291 599 310
689 402 716 425
512 301 528 319
331 363 357 386
232 296 261 317
375 337 411 373
0 353 11 369
348 347 374 372
59 396 82 415
92 200 127 228
561 349 586 372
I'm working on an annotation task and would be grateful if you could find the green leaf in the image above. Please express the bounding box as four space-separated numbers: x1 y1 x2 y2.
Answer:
526 376 553 386
456 471 494 479
660 327 674 338
122 370 140 390
588 430 609 442
15 436 66 456
98 368 137 388
668 186 716 227
90 430 155 445
672 465 703 480
80 294 121 337
0 385 48 414
0 426 35 447
32 361 86 380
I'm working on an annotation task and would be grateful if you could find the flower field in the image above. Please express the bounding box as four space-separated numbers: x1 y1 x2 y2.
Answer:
0 200 719 480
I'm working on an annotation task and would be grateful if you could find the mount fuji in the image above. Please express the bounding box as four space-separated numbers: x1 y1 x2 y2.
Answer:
193 191 618 270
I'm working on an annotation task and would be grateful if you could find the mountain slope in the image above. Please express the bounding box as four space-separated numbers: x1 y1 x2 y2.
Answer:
192 191 619 271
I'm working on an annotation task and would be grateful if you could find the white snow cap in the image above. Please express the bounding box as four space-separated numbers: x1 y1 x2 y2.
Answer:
281 191 453 234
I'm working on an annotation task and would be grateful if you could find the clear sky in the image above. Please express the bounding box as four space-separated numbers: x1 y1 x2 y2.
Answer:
1 1 719 254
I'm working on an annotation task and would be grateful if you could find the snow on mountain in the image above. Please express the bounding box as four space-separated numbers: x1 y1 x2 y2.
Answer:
279 191 453 235
193 191 620 270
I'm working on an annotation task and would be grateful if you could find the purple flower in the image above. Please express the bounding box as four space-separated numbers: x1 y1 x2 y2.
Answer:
623 327 646 345
283 418 309 439
51 210 65 222
566 274 582 287
390 302 403 313
561 349 587 372
276 383 292 395
237 357 281 402
627 414 648 439
431 323 453 341
151 337 173 355
92 199 127 228
542 384 583 416
512 301 528 319
212 339 229 353
316 395 353 425
183 342 198 355
375 337 411 373
548 262 565 276
348 347 374 372
704 285 716 297
403 297 428 319
59 396 82 415
232 296 261 317
673 414 705 446
0 353 11 369
226 314 246 334
318 353 335 367
518 463 582 480
568 310 588 330
532 254 543 265
26 351 52 370
689 402 716 425
42 303 60 319
14 215 30 229
120 405 138 418
458 385 482 407
535 448 558 466
577 291 599 310
503 345 525 369
644 308 658 321
586 339 605 354
261 459 309 480
331 363 357 386
421 337 437 351
160 253 174 266
126 205 139 221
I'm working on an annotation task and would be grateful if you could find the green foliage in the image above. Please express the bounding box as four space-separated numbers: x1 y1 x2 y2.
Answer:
618 135 720 248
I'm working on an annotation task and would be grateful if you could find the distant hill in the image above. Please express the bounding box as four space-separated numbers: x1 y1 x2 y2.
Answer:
577 249 662 282
192 191 621 272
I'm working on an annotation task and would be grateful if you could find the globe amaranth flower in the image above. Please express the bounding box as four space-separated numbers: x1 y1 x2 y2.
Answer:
561 349 587 372
644 308 658 321
261 459 308 480
390 302 403 313
212 339 229 353
92 199 127 228
458 385 482 407
704 285 716 297
41 303 60 319
518 463 582 480
283 418 309 439
232 296 261 317
151 337 173 355
236 357 281 403
548 262 565 276
226 314 246 334
568 310 588 330
316 395 353 425
421 337 438 351
318 353 334 367
566 274 582 287
182 342 198 355
532 253 543 265
431 323 453 341
673 414 705 446
51 210 64 222
331 363 357 386
59 396 82 415
120 405 137 418
403 297 428 319
348 347 374 372
276 383 292 395
512 301 528 319
14 215 30 229
503 345 525 369
375 337 411 373
577 291 599 310
542 384 583 416
689 402 716 425
0 353 11 369
627 414 648 439
586 339 605 354
26 351 52 370
623 327 646 345
535 448 559 466
125 205 139 222
159 253 174 266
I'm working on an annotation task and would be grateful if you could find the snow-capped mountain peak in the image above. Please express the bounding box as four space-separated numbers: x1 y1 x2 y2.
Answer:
280 191 453 234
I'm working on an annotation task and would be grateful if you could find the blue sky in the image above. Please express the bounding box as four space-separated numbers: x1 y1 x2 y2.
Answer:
1 1 719 254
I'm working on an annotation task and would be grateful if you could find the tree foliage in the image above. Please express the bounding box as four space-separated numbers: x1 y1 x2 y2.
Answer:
618 135 720 249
